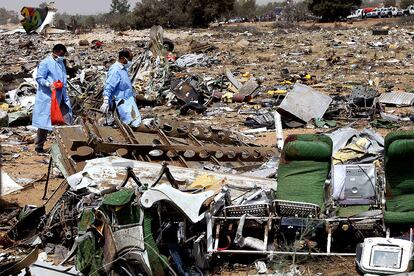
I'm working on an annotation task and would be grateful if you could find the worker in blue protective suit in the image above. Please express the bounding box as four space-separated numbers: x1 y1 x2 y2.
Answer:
32 43 73 154
100 49 141 127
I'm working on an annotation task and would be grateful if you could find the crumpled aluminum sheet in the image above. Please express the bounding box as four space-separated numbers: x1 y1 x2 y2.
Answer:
175 53 211 68
277 83 332 123
378 92 414 106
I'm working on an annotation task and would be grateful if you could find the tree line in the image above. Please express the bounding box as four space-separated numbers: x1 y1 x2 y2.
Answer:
55 0 303 30
73 0 414 29
0 8 19 25
3 0 414 31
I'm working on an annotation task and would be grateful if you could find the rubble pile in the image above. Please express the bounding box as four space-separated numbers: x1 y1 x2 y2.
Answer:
2 16 414 275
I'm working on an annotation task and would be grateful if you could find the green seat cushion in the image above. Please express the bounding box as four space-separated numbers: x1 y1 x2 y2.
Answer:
287 134 333 146
386 162 414 193
384 211 414 225
277 134 332 208
284 140 332 162
386 194 414 212
144 212 167 276
277 160 330 208
387 140 414 160
284 134 333 162
335 205 371 218
76 232 104 276
384 131 414 225
385 131 414 151
102 189 135 206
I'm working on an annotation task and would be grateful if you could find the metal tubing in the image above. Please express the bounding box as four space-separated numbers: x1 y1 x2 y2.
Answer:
213 216 277 220
42 157 53 200
274 111 284 150
327 227 332 254
211 250 356 256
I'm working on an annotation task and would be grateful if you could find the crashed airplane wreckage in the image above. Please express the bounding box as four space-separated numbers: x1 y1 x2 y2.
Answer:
52 116 277 175
20 5 57 34
3 120 414 275
1 18 414 275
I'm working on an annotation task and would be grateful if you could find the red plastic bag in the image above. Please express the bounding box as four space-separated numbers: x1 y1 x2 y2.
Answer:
51 80 65 125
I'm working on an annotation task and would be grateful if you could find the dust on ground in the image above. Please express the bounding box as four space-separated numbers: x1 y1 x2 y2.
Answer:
1 17 414 274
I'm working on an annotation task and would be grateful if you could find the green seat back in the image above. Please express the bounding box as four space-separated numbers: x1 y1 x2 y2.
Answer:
277 134 332 208
384 131 414 224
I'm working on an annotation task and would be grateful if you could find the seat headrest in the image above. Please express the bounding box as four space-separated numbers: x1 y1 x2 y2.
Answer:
283 134 332 162
385 131 414 161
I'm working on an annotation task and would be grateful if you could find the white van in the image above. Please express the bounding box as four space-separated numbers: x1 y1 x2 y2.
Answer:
347 9 365 19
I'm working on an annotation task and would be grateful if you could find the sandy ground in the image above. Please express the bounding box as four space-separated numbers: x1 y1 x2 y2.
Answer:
1 139 62 208
1 17 414 274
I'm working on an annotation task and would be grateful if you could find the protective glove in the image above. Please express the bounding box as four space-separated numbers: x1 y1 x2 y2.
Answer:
49 82 56 90
100 97 109 114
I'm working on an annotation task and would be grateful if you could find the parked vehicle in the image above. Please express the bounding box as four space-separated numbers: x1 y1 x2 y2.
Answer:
380 7 392 17
347 5 404 21
388 7 404 17
366 8 380 18
406 5 414 15
347 9 365 19
363 7 375 13
396 8 405 16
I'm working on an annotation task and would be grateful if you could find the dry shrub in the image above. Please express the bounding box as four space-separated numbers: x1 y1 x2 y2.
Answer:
222 25 264 35
372 20 396 28
272 20 298 29
398 15 414 26
302 23 323 31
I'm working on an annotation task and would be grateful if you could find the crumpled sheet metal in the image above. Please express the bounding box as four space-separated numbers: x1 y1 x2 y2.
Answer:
351 86 378 101
7 110 31 126
330 128 384 164
25 260 80 275
378 92 414 106
327 128 360 154
66 157 276 199
277 83 332 123
176 54 213 68
1 172 23 196
226 70 242 90
149 25 164 58
238 78 259 96
171 78 199 103
0 248 39 275
141 183 215 223
328 128 384 153
131 50 170 102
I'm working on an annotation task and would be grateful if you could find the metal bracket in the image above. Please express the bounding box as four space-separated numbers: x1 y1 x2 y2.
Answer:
140 184 214 223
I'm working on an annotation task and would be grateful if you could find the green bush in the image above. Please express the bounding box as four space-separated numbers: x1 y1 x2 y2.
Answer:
308 0 362 21
133 0 235 29
109 13 133 31
0 8 19 25
384 0 397 7
401 0 414 9
110 0 130 14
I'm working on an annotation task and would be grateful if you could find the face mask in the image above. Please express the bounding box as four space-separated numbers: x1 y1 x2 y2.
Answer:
54 53 65 62
124 60 132 69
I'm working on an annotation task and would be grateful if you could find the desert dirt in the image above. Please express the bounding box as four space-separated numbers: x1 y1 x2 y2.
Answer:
2 16 414 274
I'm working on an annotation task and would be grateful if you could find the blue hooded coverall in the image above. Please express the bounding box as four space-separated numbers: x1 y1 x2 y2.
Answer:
32 55 73 131
103 62 141 127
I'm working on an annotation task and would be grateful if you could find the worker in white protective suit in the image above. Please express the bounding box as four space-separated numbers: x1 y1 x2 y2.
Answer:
100 49 141 127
